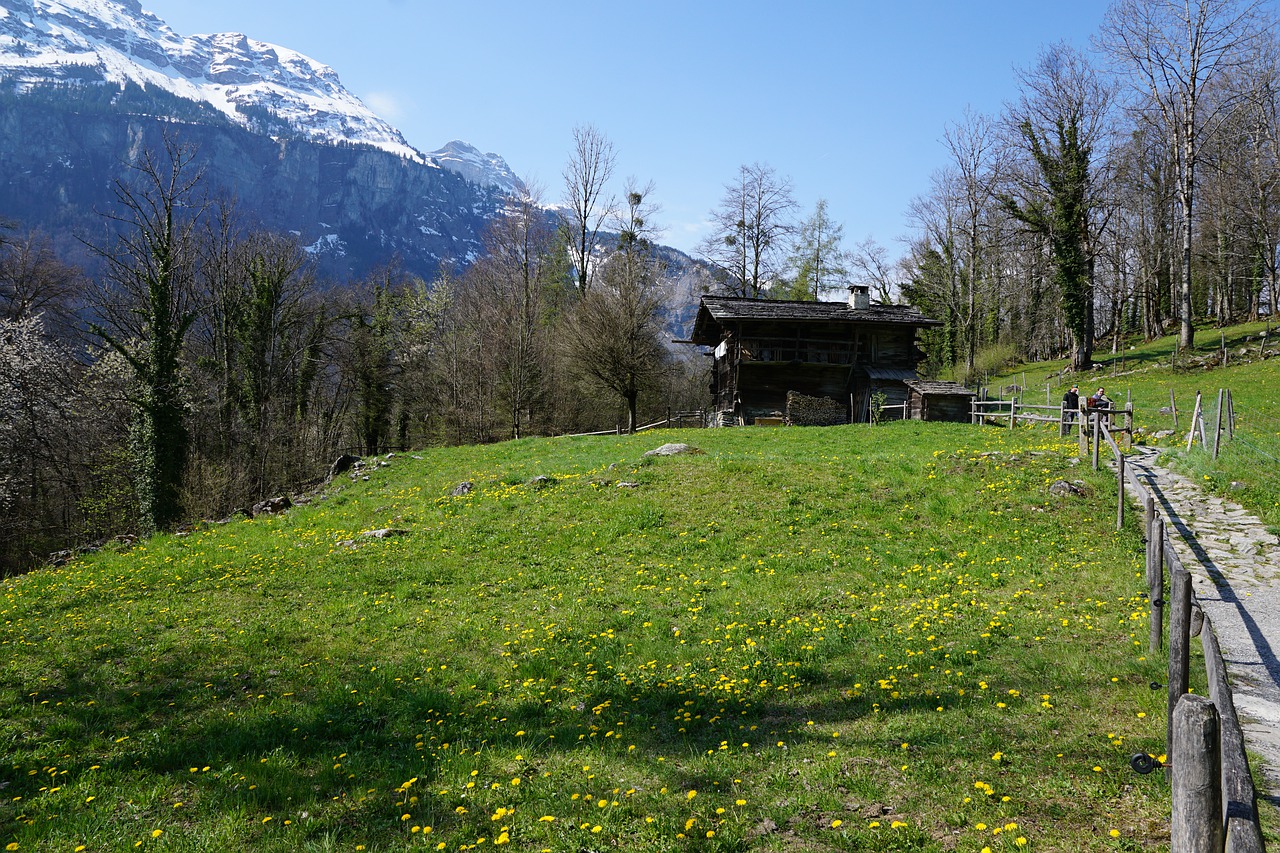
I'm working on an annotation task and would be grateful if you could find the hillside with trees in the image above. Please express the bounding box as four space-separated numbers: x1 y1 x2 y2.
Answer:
903 0 1278 382
5 0 1280 572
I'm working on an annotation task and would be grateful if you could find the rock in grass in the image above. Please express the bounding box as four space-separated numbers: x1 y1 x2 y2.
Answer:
361 528 409 539
526 475 556 488
450 481 474 496
252 495 292 516
328 454 360 481
644 443 694 457
1048 480 1085 498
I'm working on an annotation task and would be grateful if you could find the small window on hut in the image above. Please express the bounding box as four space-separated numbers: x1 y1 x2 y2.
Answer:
855 334 876 363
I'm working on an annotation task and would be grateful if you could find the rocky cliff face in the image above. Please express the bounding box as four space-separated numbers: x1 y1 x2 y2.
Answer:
0 95 504 279
0 0 542 280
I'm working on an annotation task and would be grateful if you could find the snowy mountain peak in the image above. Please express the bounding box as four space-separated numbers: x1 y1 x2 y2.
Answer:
0 0 424 161
429 140 526 198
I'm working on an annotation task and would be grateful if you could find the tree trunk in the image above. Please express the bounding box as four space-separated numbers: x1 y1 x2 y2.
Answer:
1180 135 1195 351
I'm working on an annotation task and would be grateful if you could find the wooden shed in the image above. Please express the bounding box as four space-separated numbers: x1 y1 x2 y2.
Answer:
688 287 941 425
904 379 977 423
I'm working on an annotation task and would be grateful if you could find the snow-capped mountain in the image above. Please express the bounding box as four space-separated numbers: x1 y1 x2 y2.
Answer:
0 0 438 162
0 0 542 280
0 0 527 198
428 140 527 199
1 0 533 197
0 0 704 297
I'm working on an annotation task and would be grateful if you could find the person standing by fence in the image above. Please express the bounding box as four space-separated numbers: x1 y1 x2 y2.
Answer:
1060 385 1080 436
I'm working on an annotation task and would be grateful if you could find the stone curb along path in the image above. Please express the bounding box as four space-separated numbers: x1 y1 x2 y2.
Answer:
1126 446 1280 797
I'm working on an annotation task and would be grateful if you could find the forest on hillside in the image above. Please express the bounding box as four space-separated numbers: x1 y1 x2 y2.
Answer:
4 0 1280 571
898 0 1280 379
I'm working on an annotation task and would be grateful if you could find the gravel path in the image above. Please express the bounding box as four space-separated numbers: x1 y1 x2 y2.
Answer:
1127 447 1280 797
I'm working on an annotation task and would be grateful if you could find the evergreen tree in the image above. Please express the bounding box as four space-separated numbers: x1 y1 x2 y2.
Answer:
785 199 849 300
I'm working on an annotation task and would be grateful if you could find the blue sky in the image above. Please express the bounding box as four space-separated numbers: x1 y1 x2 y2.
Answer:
141 0 1114 258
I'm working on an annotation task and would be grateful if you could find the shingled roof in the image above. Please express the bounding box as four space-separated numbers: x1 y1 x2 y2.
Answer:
690 295 941 344
904 379 976 397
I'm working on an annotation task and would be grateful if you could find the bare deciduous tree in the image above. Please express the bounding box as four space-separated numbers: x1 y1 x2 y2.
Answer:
944 109 1006 372
1002 43 1116 371
87 136 204 533
479 185 558 438
848 236 898 304
561 124 617 296
699 163 797 298
1099 0 1266 349
0 230 84 337
562 181 670 432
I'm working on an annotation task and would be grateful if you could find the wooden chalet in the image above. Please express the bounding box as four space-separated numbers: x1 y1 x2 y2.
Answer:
689 286 942 425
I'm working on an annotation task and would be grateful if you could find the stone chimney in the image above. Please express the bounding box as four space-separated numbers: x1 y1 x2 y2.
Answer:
848 284 870 310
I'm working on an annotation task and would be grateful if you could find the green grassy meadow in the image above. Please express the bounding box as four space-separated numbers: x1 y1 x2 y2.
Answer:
1 424 1174 851
990 320 1280 532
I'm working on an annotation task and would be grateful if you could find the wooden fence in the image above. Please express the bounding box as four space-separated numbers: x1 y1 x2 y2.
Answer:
566 410 708 438
970 403 1265 849
1089 416 1266 853
971 395 1135 446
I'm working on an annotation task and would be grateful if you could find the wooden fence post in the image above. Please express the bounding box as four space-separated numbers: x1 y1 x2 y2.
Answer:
1226 389 1234 441
1079 406 1089 457
1116 450 1125 532
1150 516 1165 653
1167 566 1192 756
1124 403 1133 450
1186 392 1202 450
1092 412 1101 470
1171 694 1224 853
1171 388 1179 430
1212 389 1224 460
1200 613 1268 853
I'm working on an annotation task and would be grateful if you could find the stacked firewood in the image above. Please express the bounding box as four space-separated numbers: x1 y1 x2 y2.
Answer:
786 391 846 426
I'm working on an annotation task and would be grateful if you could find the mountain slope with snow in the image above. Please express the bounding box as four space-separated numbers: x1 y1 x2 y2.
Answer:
0 0 426 160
